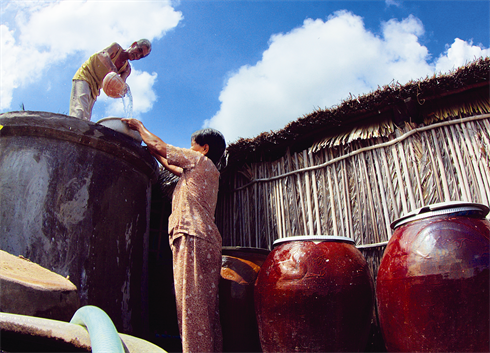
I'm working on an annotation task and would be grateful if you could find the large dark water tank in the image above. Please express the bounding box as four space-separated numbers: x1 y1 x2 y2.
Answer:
0 111 158 337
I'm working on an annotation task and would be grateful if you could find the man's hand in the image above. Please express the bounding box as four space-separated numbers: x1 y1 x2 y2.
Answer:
121 83 128 96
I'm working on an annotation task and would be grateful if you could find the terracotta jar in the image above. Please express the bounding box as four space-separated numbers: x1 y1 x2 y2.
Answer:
376 202 490 352
220 247 270 352
254 236 374 352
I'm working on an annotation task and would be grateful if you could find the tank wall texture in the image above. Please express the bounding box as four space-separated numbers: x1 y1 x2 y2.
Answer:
0 111 158 337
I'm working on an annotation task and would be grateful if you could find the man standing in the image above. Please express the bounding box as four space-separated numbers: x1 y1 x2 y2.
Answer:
69 39 151 120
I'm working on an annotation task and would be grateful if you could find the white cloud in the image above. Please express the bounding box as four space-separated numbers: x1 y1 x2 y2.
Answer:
434 38 490 74
0 0 182 112
385 0 402 7
204 11 488 143
0 24 52 109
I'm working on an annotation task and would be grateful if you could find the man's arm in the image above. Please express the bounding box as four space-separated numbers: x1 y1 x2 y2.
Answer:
120 65 131 81
97 42 122 74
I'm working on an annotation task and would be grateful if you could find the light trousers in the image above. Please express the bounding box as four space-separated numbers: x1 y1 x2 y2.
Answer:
69 80 95 121
170 234 223 353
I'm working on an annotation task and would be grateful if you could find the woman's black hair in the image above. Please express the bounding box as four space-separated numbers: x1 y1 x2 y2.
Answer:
191 128 226 166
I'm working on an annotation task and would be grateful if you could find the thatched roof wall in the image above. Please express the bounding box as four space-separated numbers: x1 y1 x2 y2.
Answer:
155 57 489 198
223 57 489 171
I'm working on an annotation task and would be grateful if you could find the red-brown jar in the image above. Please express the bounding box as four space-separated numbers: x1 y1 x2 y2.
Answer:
255 236 374 352
376 202 490 352
220 247 270 353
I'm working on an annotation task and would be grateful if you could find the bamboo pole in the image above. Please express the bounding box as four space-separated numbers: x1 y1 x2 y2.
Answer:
439 128 459 201
322 167 333 234
303 150 315 235
352 154 363 243
361 150 380 244
421 131 444 202
456 123 481 202
430 129 451 202
278 158 288 237
379 144 398 224
443 126 469 201
462 122 488 205
294 153 308 234
256 164 262 247
264 166 272 249
309 151 322 235
368 148 386 243
474 120 490 202
355 151 365 243
285 150 299 235
407 137 424 204
448 124 472 202
398 142 417 210
329 149 345 237
392 144 409 215
273 166 283 240
372 147 391 241
324 150 338 236
342 159 354 240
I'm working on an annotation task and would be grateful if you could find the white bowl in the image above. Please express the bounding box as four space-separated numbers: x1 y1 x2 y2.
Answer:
97 117 142 143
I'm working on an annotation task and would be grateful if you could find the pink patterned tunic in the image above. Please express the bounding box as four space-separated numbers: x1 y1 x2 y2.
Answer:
166 144 223 353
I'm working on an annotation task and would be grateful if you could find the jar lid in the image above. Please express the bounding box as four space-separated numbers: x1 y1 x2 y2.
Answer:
391 201 489 229
273 235 355 247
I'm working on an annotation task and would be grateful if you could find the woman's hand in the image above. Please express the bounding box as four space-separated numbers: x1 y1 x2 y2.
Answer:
121 118 169 162
121 118 143 132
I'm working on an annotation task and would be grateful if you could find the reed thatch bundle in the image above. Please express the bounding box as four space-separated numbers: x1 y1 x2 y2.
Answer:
217 115 490 242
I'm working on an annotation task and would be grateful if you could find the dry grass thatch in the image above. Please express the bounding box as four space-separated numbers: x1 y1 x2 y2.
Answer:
223 57 489 170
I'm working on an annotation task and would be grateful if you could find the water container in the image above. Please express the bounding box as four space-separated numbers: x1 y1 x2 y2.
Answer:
255 235 374 352
0 111 158 336
220 246 270 352
377 202 490 352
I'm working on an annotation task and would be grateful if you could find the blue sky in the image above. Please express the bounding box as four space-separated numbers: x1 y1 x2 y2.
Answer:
1 0 489 148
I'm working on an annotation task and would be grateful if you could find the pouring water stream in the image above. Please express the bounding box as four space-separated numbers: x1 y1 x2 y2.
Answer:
121 85 133 120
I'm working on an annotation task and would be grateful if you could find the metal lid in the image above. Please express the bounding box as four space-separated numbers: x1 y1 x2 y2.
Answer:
273 235 355 247
391 201 489 229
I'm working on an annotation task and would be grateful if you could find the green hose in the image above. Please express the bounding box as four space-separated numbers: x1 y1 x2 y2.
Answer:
70 305 125 353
